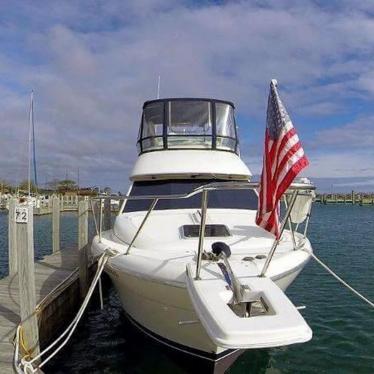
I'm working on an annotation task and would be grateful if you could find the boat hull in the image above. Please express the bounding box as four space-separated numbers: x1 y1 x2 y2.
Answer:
106 257 308 359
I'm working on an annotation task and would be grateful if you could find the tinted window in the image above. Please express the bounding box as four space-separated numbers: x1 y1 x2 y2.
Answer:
123 180 258 212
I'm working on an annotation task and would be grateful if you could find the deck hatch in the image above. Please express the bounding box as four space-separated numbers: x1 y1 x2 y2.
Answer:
182 224 231 238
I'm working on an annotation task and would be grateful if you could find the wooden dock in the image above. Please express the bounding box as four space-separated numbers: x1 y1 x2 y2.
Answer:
0 248 79 372
0 193 121 216
316 191 374 205
0 197 109 373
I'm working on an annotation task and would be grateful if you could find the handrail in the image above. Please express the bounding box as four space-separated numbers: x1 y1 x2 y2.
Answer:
93 181 315 279
195 190 208 280
260 190 299 277
92 181 315 202
125 198 159 255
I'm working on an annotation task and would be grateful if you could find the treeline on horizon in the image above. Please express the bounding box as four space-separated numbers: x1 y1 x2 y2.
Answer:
0 179 112 195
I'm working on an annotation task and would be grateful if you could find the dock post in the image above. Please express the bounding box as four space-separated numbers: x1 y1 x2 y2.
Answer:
8 197 17 275
16 201 40 357
78 199 89 297
104 198 111 230
52 196 60 253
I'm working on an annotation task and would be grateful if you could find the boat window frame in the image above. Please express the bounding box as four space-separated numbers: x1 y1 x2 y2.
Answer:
137 98 239 155
122 179 259 213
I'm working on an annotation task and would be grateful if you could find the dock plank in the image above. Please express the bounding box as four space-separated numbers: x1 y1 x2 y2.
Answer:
0 247 79 373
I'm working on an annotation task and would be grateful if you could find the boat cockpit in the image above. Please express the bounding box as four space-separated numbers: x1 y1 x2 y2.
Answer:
137 98 239 154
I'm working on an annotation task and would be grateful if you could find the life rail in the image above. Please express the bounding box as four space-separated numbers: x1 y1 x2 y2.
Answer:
92 180 315 279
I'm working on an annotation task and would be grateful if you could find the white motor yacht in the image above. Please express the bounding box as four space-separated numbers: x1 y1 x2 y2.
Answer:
91 98 315 371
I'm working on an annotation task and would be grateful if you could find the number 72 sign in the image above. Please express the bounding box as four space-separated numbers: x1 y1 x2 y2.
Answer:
15 207 29 223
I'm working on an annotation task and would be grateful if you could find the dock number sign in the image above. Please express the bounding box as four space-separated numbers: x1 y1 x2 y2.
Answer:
15 207 29 223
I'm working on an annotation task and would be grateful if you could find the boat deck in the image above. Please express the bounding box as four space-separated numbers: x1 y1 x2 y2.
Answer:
0 248 78 373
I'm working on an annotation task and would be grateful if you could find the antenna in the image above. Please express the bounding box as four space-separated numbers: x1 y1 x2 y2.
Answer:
157 75 161 99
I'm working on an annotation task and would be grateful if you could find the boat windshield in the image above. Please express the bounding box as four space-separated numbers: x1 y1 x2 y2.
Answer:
123 180 257 212
137 99 238 154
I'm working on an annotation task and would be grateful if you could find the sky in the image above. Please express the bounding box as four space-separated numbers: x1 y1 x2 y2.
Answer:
0 0 374 192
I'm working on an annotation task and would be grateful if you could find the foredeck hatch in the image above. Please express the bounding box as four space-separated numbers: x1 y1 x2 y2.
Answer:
182 224 231 238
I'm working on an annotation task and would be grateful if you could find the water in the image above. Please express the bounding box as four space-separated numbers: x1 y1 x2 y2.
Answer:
0 205 373 373
0 211 97 279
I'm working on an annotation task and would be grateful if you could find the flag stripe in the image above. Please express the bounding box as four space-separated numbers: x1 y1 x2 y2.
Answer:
256 81 309 238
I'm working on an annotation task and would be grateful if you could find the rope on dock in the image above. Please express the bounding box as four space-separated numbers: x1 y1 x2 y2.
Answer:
15 247 122 373
311 253 374 308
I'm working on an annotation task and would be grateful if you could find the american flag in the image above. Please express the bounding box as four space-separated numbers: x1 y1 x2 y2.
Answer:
256 80 309 238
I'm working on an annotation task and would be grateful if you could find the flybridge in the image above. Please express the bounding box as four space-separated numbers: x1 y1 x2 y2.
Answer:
137 98 239 154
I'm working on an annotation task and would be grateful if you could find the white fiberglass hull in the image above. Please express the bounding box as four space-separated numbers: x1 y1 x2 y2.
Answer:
95 240 311 359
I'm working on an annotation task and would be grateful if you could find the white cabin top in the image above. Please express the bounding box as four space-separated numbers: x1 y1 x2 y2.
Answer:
130 98 251 181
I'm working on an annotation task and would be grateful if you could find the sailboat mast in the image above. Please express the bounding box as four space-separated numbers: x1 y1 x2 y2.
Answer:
31 93 38 189
28 91 33 196
28 90 38 197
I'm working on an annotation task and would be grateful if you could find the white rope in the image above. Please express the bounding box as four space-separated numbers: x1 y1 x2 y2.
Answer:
13 326 24 374
98 277 104 310
17 247 120 373
311 253 374 308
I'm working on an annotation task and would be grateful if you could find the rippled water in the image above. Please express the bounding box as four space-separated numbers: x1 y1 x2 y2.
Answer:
1 205 373 373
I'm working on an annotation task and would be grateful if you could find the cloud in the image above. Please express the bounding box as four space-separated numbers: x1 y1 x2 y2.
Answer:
313 116 374 149
333 178 374 187
306 150 374 178
1 1 374 190
308 176 374 192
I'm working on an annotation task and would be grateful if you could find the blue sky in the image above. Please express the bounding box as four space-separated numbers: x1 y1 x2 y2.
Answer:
0 0 374 192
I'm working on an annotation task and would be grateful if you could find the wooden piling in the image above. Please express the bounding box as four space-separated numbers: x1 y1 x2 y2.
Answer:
104 198 111 231
78 200 89 297
8 197 17 275
52 196 60 253
0 195 102 371
16 202 40 358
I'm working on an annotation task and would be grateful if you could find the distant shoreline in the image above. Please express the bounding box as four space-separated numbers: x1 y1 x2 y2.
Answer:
316 192 374 205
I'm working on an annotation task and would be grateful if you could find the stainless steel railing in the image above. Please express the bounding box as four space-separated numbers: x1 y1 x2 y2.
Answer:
93 181 315 279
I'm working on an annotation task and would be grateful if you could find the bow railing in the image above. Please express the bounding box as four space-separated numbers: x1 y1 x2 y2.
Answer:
92 180 316 279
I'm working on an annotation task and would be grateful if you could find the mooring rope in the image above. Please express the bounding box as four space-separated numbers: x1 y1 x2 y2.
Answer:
311 253 374 308
16 247 121 373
